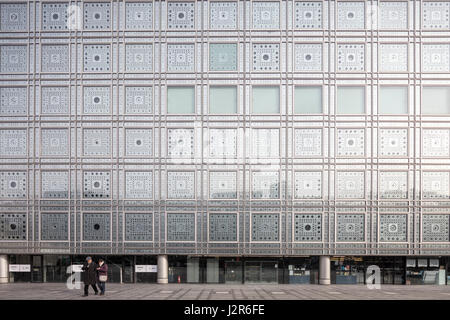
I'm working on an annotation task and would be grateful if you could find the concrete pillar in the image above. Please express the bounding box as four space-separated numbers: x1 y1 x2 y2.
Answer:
319 256 330 285
157 255 168 284
0 255 8 284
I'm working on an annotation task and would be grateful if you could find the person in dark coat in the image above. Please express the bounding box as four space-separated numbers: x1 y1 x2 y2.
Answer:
82 256 98 297
96 258 108 296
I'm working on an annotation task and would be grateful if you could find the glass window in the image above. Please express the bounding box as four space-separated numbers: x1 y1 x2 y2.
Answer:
379 86 408 114
337 86 365 114
422 87 450 114
294 86 322 114
167 86 195 114
209 86 237 114
252 86 280 114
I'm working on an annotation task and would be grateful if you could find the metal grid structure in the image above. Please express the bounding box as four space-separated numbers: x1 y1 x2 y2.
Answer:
1 0 450 257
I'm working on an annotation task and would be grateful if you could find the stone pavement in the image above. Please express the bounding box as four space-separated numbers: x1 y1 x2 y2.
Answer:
0 283 450 299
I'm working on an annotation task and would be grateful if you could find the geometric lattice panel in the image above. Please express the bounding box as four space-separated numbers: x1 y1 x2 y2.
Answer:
252 128 279 158
0 171 26 199
422 129 450 157
252 43 280 71
83 171 111 199
41 86 70 114
167 213 195 241
209 213 237 241
422 1 450 29
83 128 111 156
209 128 237 158
294 1 322 29
252 171 279 199
422 44 450 72
0 129 27 157
294 43 322 72
294 128 322 157
167 171 195 199
41 128 69 156
0 213 26 240
167 44 194 72
83 2 111 30
337 44 365 72
209 43 238 71
125 171 153 199
83 45 110 72
125 2 153 30
40 213 68 241
336 171 365 199
422 214 450 242
83 86 110 114
337 1 365 29
167 128 194 159
41 45 69 72
210 1 237 29
379 214 407 242
41 171 69 199
125 128 153 156
336 128 365 157
294 171 322 199
0 87 27 115
252 1 279 29
125 213 153 241
167 2 195 29
422 171 450 199
209 171 237 199
0 45 27 73
125 86 152 114
379 44 408 72
379 128 408 157
379 171 408 199
42 2 68 31
251 213 279 241
294 214 322 241
125 44 153 72
336 214 365 242
0 3 27 31
379 1 408 30
82 213 111 241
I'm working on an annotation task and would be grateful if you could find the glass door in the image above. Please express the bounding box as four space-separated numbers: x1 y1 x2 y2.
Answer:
225 261 242 284
31 255 43 282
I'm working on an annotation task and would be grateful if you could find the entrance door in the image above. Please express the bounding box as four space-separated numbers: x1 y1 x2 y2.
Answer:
244 261 278 284
31 256 43 282
225 261 243 284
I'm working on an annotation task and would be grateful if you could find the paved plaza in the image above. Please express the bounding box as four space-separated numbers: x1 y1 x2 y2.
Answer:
0 283 450 300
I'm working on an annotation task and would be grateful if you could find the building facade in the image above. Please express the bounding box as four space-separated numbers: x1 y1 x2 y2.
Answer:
1 0 450 285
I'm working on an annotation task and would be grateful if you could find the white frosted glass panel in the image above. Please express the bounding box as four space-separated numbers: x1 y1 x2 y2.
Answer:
379 86 408 114
209 86 237 114
337 86 365 114
422 87 450 114
294 86 322 114
252 86 280 114
167 86 195 114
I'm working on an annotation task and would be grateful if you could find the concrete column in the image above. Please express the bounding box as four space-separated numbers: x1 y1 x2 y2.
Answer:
0 255 8 284
319 256 330 285
157 255 168 284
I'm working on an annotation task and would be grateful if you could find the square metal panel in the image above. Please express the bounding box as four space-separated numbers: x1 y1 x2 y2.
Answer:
167 2 195 29
209 43 237 71
337 1 365 29
379 128 408 157
422 129 450 157
0 87 27 115
84 2 111 30
125 171 153 199
379 171 408 199
336 214 365 242
209 128 237 158
167 171 195 199
83 171 111 199
42 2 68 30
252 128 279 158
0 45 27 73
125 213 153 241
167 128 194 159
422 1 450 29
0 129 27 157
252 171 279 199
336 128 365 157
167 44 195 72
167 213 195 241
422 214 450 242
337 44 365 72
41 213 68 241
83 86 110 114
82 213 111 241
209 213 237 241
422 171 450 199
41 171 69 199
294 214 322 241
0 3 27 31
379 214 407 242
252 43 280 71
125 86 152 114
83 45 110 72
0 213 26 240
294 43 322 71
125 2 153 30
209 171 237 199
41 128 69 156
422 44 450 72
83 128 111 156
252 1 280 29
125 128 152 156
294 171 322 199
336 171 365 199
379 1 408 30
41 45 69 72
379 44 408 72
0 171 27 199
252 213 279 241
210 1 237 29
294 128 322 157
41 86 69 114
294 1 322 29
125 44 153 72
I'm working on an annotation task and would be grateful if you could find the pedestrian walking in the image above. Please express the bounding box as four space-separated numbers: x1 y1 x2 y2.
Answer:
81 256 98 297
96 258 108 296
